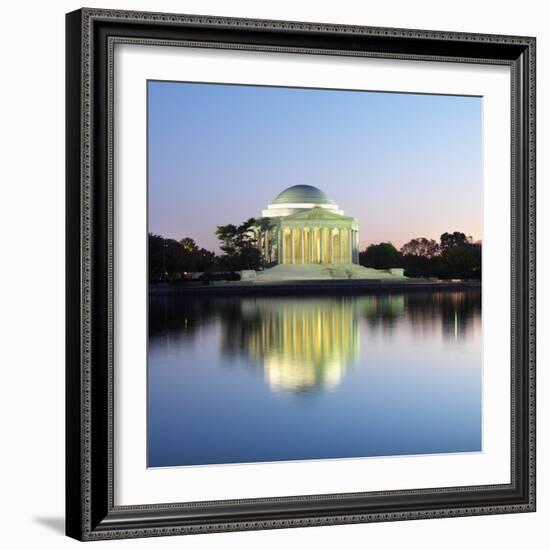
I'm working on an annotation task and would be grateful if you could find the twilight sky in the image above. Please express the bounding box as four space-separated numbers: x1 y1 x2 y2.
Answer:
148 80 482 253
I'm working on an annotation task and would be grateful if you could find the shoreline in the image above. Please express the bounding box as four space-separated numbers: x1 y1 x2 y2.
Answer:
149 279 481 297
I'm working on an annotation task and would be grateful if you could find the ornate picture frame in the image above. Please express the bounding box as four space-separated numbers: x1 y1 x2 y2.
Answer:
66 8 536 541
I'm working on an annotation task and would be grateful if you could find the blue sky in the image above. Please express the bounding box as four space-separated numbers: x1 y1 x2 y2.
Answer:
148 80 482 252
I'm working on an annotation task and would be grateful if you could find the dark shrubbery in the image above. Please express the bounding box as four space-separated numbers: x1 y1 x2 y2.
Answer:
359 242 403 270
149 234 219 282
359 232 481 280
402 232 481 280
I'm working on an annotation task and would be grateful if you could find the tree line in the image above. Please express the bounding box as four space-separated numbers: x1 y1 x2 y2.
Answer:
149 218 262 282
359 232 481 280
150 222 481 282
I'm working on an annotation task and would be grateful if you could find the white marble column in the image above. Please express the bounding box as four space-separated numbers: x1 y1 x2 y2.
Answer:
319 228 324 264
300 229 304 264
309 228 314 264
291 227 295 264
329 229 334 264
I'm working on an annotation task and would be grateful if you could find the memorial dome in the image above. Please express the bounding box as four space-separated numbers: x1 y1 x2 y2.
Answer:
271 185 335 206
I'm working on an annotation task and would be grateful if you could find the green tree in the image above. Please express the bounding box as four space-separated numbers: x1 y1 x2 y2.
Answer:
359 242 403 270
148 235 187 281
148 233 166 281
401 237 440 278
195 248 217 272
216 218 262 271
400 237 440 258
400 232 481 280
439 242 481 279
178 237 218 272
148 233 218 282
179 237 199 254
438 232 480 279
440 231 472 252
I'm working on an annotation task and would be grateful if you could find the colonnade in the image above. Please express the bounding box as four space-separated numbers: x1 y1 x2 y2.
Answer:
272 226 358 265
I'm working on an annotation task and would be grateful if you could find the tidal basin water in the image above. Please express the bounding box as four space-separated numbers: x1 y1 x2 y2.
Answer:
148 290 481 468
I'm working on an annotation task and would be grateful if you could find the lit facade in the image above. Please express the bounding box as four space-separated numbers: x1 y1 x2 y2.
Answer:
256 185 359 265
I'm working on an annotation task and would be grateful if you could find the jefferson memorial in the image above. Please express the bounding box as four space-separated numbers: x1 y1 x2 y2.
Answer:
249 184 405 281
256 185 359 265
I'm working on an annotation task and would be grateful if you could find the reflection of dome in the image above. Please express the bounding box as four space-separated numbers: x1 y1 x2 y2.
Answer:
264 356 344 393
271 185 335 206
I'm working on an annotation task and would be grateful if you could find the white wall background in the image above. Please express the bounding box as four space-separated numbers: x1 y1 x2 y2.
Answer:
0 1 546 548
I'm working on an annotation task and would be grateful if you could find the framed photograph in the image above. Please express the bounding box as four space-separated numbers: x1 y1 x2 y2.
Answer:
66 8 536 541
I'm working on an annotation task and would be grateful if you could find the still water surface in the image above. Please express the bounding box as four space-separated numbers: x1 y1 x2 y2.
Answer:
148 291 481 467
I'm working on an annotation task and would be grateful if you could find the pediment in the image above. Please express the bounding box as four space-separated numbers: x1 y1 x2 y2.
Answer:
283 207 355 222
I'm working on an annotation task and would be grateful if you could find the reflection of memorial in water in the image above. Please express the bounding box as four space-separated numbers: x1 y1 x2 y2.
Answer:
238 299 360 393
149 290 481 394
